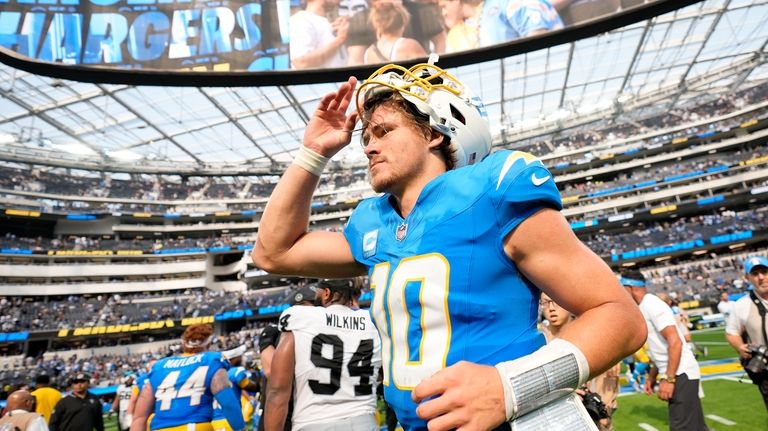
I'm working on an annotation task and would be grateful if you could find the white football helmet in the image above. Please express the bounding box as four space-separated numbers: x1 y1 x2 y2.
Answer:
356 62 492 168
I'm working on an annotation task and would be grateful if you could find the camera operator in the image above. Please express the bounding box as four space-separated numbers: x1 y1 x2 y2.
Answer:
725 255 768 411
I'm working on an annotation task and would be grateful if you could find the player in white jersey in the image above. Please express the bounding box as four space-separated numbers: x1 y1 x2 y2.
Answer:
111 374 135 431
264 279 382 431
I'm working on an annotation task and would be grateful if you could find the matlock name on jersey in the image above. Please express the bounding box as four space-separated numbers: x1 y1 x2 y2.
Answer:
326 313 366 331
162 354 203 369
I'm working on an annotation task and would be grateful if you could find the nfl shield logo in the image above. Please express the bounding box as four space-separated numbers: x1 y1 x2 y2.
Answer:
396 223 408 241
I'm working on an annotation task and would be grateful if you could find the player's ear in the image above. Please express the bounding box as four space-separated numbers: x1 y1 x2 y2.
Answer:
427 129 444 150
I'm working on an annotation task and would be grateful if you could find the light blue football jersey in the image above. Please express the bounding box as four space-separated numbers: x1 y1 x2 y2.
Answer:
344 150 562 430
478 0 563 46
211 366 249 422
147 351 227 430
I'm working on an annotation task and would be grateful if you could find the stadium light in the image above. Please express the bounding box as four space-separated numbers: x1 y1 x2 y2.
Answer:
52 141 98 156
0 132 13 145
107 149 143 161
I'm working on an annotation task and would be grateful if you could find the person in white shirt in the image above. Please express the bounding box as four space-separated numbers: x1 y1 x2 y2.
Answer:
621 270 708 431
0 390 49 431
725 255 768 410
290 0 349 69
264 279 382 431
717 292 735 318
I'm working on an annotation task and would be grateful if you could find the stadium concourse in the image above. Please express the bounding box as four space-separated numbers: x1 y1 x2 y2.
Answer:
1 1 768 429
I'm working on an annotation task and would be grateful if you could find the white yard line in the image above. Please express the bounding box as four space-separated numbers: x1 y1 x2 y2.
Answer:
638 423 661 431
718 375 755 384
706 414 737 425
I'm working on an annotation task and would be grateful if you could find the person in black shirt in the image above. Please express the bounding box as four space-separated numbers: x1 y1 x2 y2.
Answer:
49 373 103 431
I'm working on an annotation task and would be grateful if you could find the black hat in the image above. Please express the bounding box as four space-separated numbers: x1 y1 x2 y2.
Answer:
315 279 357 293
35 374 50 385
291 285 317 305
69 373 90 384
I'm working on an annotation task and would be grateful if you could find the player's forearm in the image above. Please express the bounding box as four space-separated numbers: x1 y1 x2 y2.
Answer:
665 337 683 377
251 165 320 273
263 393 289 431
726 333 745 353
558 300 646 377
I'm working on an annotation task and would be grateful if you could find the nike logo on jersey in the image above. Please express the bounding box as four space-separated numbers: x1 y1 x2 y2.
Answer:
531 173 550 187
497 151 539 190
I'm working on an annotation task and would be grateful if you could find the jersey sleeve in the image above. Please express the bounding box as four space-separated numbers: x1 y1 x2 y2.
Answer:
486 150 562 240
228 367 250 388
647 296 678 333
277 305 315 333
343 197 381 265
724 298 747 336
205 352 228 387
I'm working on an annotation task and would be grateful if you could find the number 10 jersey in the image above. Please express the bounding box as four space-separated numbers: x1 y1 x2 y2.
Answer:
343 150 563 430
278 304 382 429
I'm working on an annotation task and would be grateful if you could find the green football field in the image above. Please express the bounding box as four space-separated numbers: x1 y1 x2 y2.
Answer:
613 378 767 430
614 327 766 430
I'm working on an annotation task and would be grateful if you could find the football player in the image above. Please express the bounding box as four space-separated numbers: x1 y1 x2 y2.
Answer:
129 324 246 431
264 279 382 431
111 374 135 431
257 284 318 431
251 61 646 430
212 345 260 431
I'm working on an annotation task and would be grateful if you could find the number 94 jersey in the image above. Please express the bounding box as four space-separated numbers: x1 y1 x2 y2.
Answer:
343 150 562 430
278 304 382 429
147 351 227 430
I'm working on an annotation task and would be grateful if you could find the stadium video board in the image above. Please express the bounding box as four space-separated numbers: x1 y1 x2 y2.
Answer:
0 0 700 86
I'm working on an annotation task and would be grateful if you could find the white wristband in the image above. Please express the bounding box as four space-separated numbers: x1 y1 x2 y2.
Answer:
293 146 329 176
495 338 590 421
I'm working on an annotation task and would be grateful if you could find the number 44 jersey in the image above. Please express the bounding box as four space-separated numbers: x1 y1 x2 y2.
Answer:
147 351 227 430
278 304 382 429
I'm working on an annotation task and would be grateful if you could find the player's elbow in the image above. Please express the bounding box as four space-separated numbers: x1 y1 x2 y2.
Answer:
251 241 287 274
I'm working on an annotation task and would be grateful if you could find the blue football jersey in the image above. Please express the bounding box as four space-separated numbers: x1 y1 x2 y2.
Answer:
211 366 249 422
344 150 562 430
147 351 227 430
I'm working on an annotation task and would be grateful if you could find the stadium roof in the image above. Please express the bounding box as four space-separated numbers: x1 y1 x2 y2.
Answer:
0 0 767 176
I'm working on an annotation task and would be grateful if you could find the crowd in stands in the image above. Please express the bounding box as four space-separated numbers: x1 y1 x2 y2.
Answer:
584 209 767 259
0 233 253 253
521 81 768 160
560 148 764 198
0 163 370 213
643 251 760 305
0 287 295 333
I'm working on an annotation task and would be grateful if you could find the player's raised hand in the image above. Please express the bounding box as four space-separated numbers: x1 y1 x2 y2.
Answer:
303 76 359 158
412 361 506 431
